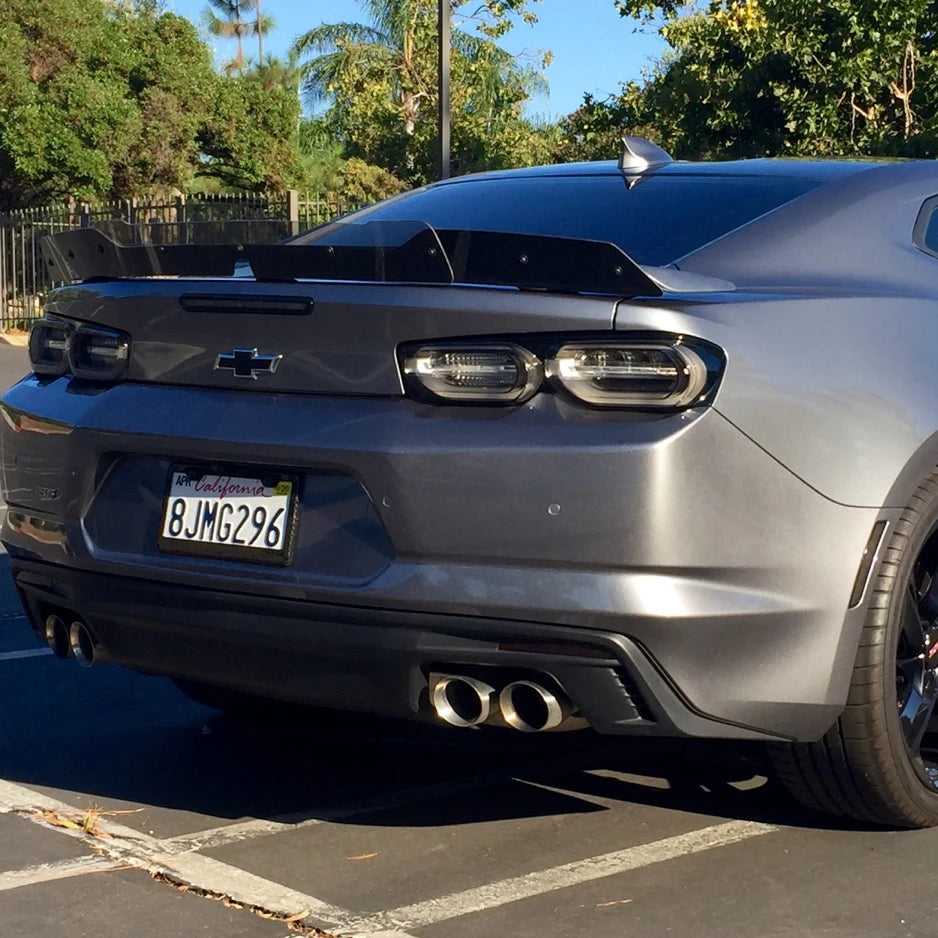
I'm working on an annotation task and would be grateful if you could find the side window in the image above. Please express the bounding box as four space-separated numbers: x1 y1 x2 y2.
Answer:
913 195 938 258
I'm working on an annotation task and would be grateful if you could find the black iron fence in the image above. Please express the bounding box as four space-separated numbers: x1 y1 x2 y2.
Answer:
0 191 362 331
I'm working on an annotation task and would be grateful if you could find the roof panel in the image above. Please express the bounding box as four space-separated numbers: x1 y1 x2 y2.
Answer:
438 157 886 186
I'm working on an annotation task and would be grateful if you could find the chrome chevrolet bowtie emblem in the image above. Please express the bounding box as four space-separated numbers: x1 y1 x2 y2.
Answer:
213 348 283 379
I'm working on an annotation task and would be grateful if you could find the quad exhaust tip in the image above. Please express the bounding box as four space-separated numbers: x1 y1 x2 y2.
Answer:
499 680 570 733
429 672 581 732
68 621 98 668
43 614 71 660
430 674 496 728
44 614 103 667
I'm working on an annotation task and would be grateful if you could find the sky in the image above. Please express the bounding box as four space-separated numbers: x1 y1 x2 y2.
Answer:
168 0 666 119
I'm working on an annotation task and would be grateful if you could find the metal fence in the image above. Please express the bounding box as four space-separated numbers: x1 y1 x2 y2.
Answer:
0 191 363 331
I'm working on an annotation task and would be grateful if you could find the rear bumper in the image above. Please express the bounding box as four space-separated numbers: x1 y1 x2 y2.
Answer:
12 558 795 741
0 377 885 740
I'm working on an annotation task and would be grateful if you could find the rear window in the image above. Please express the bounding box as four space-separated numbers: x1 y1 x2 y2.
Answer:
347 173 821 267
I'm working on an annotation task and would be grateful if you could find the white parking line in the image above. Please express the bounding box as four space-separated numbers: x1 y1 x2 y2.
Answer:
0 777 354 926
160 852 354 923
341 820 779 935
0 777 779 938
0 648 52 662
0 856 123 892
352 932 422 938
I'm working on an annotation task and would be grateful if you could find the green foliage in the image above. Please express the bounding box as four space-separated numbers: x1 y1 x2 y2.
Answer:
293 118 407 202
292 0 552 184
613 0 683 23
0 0 211 207
0 0 557 210
553 86 651 163
199 70 301 189
326 157 408 202
590 0 938 160
0 0 300 209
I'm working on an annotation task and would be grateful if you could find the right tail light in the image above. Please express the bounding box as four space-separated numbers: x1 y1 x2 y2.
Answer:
400 335 723 410
546 343 708 408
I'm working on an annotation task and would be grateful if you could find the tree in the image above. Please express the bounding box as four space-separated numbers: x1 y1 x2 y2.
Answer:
197 65 301 189
553 88 650 163
291 0 551 183
255 0 265 60
0 0 214 207
252 51 301 95
202 0 274 75
0 0 301 208
591 0 938 160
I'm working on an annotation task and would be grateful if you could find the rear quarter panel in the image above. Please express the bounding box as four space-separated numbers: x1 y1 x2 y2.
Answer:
616 291 938 509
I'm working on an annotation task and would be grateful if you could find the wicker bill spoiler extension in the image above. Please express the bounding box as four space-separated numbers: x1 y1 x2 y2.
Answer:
39 220 735 298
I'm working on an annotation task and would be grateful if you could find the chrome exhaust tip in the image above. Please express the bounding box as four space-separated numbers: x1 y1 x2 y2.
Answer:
68 621 98 668
43 615 71 660
499 680 570 732
429 673 496 728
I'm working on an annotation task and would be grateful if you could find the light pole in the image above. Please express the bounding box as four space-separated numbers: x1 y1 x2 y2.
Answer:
438 0 451 179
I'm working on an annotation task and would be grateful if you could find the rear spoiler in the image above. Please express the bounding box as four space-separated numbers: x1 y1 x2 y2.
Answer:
39 222 734 297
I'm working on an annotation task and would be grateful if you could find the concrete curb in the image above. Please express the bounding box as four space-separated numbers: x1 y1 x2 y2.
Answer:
0 333 28 348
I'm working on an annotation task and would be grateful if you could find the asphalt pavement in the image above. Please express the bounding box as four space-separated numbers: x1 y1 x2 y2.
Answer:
0 343 29 405
1 341 937 938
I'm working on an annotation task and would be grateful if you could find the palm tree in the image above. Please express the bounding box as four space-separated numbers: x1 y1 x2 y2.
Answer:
292 1 424 136
252 51 302 96
202 0 274 75
255 0 266 61
292 0 545 138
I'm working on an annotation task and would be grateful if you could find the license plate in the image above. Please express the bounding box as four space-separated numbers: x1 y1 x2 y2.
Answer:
159 468 296 563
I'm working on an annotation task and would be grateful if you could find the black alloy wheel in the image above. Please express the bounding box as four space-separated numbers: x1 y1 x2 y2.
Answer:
896 535 938 791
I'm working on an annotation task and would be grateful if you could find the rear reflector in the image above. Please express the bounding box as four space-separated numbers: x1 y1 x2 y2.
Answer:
849 520 888 608
497 641 611 659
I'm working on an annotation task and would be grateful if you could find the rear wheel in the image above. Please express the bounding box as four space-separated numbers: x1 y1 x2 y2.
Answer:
771 471 938 827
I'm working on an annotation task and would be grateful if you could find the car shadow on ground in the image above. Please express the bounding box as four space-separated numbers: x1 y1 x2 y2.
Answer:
0 645 877 836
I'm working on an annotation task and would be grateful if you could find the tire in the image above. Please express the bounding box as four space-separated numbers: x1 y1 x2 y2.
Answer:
770 470 938 828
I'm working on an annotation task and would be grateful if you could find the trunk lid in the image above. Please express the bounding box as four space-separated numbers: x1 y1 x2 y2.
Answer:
45 279 619 395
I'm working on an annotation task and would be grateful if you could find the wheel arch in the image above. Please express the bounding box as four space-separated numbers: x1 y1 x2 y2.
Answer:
882 427 938 510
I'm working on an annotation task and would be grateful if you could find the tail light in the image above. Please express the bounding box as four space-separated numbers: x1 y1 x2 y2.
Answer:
28 318 71 376
28 317 130 383
399 336 722 409
402 344 542 403
546 343 708 407
69 326 130 381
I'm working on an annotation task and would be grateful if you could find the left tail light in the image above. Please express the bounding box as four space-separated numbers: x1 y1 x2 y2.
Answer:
28 317 71 376
69 325 130 381
28 317 130 382
402 344 542 403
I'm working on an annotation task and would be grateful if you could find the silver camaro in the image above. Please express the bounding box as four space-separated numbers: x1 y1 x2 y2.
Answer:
6 138 938 827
